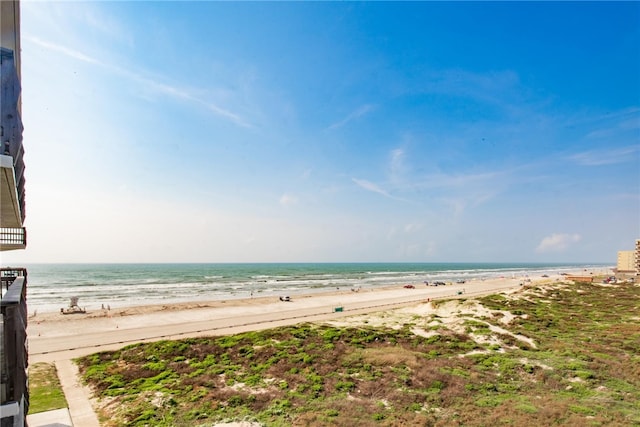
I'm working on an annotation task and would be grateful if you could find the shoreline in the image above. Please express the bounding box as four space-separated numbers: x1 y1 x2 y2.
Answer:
27 267 611 320
26 271 599 363
23 264 612 316
29 283 402 322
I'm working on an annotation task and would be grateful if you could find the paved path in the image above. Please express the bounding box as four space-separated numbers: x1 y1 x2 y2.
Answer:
55 360 100 427
26 408 72 427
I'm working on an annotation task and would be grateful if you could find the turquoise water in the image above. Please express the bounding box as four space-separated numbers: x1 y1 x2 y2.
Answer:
22 263 608 313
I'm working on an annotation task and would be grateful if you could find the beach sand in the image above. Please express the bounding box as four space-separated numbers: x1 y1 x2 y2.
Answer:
28 273 568 363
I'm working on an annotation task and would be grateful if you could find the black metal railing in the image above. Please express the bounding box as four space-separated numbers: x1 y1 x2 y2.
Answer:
1 268 28 427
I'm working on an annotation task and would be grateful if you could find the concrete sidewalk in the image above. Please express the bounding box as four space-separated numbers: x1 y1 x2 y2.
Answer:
55 359 100 427
27 408 72 427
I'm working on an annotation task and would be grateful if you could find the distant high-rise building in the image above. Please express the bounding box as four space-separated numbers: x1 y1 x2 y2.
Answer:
635 239 640 275
618 239 640 277
617 250 636 273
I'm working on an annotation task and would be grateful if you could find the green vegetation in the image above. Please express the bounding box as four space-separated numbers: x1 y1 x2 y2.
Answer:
28 363 67 414
77 281 640 426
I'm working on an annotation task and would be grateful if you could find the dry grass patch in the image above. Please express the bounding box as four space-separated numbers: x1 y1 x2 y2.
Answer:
359 346 422 368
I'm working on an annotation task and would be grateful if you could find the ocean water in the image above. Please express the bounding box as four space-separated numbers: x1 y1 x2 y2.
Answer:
19 263 608 313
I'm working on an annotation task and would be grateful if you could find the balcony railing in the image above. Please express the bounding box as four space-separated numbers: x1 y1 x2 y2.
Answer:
1 268 28 427
0 228 26 251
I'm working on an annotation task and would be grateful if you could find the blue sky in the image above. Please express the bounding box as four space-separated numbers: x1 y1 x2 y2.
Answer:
4 1 639 263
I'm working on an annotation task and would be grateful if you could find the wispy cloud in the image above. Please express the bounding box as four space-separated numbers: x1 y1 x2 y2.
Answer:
328 104 375 130
381 141 514 214
81 7 133 47
413 170 505 190
352 178 392 198
586 111 640 139
142 78 251 127
419 69 524 113
536 233 581 253
351 178 413 204
393 164 510 215
569 145 640 166
439 190 499 218
26 36 251 128
27 36 102 65
388 148 406 184
565 107 640 129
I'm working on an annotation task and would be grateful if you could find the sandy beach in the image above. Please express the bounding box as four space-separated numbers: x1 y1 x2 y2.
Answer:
28 274 565 363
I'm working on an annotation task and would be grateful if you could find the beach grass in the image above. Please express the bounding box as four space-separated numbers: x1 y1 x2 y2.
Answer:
28 362 67 414
76 280 640 426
